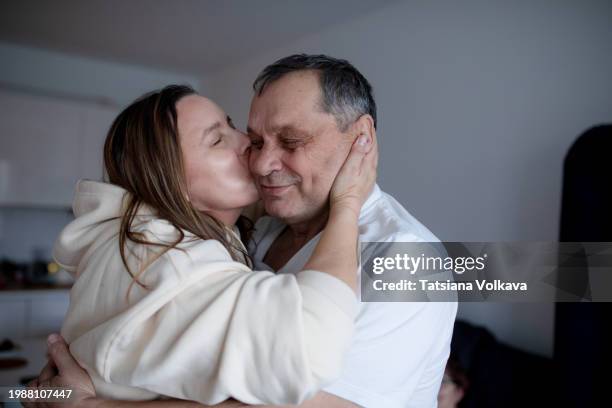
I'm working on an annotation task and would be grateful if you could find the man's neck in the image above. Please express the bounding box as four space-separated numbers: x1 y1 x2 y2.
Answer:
262 208 328 272
285 209 328 248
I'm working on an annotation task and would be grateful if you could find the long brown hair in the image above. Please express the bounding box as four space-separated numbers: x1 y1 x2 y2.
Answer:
103 85 252 295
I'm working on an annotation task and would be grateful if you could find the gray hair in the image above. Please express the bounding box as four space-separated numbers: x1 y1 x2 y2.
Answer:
253 54 377 131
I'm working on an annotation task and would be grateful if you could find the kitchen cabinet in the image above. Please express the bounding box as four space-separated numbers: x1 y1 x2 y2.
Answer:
0 90 81 207
78 104 117 182
0 298 27 338
0 89 118 208
0 289 69 338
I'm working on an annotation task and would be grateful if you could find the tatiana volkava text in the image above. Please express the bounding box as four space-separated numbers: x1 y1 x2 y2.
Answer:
372 279 528 291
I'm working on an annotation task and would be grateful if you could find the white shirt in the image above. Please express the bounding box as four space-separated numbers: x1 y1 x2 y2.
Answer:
249 185 458 408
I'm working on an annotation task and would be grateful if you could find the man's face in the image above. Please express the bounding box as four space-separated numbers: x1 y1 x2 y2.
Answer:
247 70 354 224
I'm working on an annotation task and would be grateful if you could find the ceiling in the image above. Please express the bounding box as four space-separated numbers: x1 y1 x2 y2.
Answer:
0 0 399 75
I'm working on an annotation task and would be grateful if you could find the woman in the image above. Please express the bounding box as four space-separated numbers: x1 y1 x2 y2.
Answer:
53 85 376 406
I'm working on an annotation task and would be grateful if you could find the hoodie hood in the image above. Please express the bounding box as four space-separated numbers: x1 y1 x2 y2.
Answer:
53 180 152 275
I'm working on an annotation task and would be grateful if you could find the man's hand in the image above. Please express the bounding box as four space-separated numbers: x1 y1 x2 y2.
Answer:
22 333 96 408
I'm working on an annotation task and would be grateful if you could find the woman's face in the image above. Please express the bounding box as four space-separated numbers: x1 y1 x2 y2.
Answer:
177 95 259 221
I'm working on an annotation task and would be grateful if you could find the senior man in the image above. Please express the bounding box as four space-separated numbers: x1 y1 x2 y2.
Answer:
28 54 457 408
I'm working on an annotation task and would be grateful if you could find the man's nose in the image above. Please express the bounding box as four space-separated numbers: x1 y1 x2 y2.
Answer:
250 143 283 176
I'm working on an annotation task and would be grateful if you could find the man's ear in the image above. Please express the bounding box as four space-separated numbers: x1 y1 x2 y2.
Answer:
350 114 376 144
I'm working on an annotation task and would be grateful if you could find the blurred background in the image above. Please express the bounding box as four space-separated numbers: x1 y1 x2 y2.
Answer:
0 0 610 406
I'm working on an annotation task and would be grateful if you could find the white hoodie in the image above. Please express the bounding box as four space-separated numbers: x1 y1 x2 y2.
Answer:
55 180 357 405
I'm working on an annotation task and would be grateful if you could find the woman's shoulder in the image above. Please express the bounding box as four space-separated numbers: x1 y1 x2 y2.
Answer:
133 217 227 255
136 219 247 271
